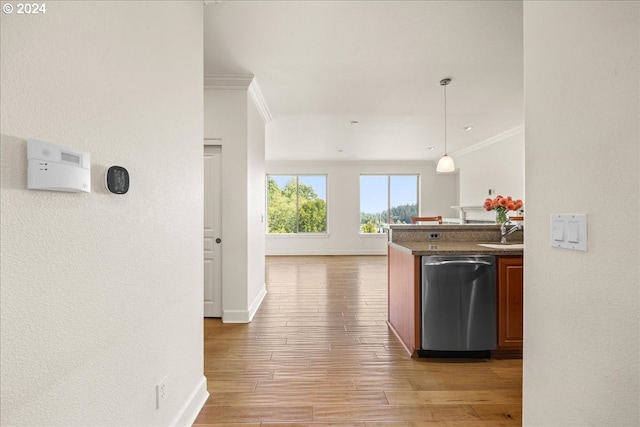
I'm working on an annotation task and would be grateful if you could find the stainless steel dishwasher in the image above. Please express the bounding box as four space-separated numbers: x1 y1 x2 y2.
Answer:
421 255 496 355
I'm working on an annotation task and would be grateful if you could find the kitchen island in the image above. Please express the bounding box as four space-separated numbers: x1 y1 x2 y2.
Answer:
387 224 524 358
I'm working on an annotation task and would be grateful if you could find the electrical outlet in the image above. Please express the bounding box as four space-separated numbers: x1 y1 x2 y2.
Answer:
428 232 440 240
156 377 167 410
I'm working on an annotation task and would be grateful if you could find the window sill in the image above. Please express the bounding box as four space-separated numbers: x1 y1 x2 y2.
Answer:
266 233 330 239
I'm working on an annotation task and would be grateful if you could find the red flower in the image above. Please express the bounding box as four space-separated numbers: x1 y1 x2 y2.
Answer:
483 195 524 214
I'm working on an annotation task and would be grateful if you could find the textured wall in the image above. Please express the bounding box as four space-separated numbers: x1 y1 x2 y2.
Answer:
0 2 206 426
523 2 639 426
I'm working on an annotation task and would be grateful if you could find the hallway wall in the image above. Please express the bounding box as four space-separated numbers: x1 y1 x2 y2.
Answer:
0 2 206 425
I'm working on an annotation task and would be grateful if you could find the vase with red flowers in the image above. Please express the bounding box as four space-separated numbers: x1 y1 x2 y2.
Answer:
483 195 523 225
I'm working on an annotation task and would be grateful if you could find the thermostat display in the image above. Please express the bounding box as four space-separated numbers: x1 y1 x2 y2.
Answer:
105 166 129 194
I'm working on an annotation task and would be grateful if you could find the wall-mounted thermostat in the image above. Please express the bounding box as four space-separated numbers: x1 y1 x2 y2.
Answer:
27 139 91 193
105 166 129 194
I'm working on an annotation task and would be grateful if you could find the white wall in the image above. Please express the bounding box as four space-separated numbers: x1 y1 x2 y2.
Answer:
204 79 267 322
0 2 206 426
455 130 525 209
523 2 639 426
265 160 457 255
204 89 249 322
453 130 524 222
247 92 267 315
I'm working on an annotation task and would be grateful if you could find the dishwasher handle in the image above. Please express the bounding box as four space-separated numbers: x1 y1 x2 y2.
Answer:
424 260 493 267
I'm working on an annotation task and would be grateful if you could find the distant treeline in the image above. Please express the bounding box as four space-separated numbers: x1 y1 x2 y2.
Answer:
360 203 417 233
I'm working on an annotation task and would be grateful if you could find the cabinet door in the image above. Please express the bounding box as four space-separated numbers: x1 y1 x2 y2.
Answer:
497 257 524 349
387 245 421 356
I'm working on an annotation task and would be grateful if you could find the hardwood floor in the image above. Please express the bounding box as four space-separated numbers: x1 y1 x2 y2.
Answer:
193 255 522 427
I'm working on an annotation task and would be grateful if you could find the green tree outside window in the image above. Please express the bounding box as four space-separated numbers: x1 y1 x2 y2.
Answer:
267 175 327 233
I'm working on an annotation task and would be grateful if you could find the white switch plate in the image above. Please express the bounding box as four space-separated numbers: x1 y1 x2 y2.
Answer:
550 214 587 252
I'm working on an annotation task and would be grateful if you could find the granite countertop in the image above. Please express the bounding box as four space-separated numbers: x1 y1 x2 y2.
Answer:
389 240 524 256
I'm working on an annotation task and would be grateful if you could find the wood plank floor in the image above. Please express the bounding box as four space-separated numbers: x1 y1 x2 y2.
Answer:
193 255 522 427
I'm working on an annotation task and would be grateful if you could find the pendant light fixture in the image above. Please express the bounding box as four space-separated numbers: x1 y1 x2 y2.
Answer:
436 78 455 173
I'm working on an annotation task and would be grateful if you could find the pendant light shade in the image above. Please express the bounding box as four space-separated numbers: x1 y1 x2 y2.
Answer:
436 78 455 173
436 154 455 172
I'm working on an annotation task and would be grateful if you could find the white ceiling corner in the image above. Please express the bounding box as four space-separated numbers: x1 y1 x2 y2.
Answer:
204 74 273 124
452 126 525 158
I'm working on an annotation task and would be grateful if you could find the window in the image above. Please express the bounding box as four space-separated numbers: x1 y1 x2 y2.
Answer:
360 174 418 233
267 175 327 233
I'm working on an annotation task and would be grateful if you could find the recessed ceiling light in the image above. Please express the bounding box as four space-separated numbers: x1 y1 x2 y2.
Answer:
464 126 473 131
338 149 344 153
427 146 436 151
349 120 359 125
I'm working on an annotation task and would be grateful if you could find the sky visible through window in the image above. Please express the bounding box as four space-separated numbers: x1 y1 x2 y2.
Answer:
361 175 417 214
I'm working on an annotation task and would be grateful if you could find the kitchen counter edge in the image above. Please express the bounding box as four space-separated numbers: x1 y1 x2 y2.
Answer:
388 241 524 256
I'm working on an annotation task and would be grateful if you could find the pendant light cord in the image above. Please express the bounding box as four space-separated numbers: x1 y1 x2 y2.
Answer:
436 78 454 173
440 78 451 156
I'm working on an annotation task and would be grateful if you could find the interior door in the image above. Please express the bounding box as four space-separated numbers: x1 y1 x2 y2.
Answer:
204 145 222 317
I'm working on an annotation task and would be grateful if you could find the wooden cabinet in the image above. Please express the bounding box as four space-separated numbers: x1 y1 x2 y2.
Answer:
388 247 524 358
387 245 421 356
496 256 524 357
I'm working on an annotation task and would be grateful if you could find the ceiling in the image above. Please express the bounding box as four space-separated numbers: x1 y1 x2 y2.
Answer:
204 1 524 162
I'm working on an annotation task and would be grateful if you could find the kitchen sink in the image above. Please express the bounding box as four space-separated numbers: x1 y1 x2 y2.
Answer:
477 243 524 249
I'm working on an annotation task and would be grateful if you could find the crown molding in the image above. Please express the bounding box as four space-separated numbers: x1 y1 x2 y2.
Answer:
204 74 254 90
248 77 273 124
204 74 273 124
452 126 524 157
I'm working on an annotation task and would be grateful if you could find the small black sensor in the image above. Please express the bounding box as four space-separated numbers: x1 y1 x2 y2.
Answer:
105 166 129 194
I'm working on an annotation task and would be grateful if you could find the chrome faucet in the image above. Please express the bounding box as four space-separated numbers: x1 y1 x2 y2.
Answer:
501 220 522 244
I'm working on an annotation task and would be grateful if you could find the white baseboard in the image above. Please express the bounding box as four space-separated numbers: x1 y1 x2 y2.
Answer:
265 249 387 256
222 309 250 323
248 283 267 322
170 375 209 427
222 283 267 323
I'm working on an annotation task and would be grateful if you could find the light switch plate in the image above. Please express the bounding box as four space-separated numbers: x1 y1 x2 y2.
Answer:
550 214 587 252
